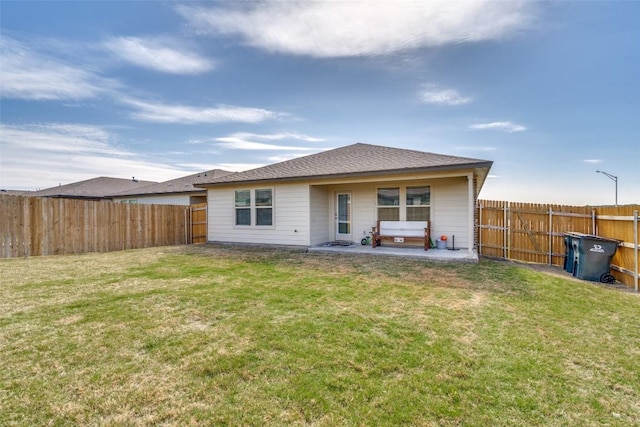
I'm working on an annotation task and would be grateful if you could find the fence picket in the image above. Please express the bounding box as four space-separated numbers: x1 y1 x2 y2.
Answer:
478 200 639 289
0 195 189 258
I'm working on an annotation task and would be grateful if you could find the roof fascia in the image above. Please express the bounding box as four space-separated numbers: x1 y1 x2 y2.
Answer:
195 162 493 188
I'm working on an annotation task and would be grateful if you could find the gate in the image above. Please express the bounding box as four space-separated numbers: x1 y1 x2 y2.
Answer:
190 203 208 243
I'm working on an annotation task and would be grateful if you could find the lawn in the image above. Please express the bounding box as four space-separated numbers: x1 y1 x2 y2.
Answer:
1 245 639 426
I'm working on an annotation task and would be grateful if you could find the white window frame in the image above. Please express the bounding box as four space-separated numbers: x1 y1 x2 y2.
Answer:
233 188 275 228
376 185 431 221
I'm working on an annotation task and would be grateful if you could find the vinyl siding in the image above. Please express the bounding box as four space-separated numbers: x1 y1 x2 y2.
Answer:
309 186 330 245
207 176 472 248
431 177 470 248
112 194 192 205
208 183 310 246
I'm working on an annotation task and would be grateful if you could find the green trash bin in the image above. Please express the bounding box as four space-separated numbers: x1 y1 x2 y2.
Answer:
572 234 620 284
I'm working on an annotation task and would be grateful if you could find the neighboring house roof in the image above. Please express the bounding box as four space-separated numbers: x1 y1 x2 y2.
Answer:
29 177 157 199
196 143 492 186
0 189 32 196
109 169 233 198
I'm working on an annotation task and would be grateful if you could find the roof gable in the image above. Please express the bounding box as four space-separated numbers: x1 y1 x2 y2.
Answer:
30 177 157 199
109 169 233 197
197 143 492 185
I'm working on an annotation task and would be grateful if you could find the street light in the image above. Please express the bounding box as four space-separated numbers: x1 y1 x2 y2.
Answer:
596 170 618 206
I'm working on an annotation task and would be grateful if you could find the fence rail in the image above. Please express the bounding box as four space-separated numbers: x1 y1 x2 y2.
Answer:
477 200 639 291
1 195 190 258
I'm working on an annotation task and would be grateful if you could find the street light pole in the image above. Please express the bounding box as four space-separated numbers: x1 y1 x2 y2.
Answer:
596 170 618 206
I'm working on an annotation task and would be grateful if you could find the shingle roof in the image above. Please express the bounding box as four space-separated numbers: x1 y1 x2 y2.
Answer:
196 143 492 186
108 169 233 197
0 189 32 196
29 177 157 199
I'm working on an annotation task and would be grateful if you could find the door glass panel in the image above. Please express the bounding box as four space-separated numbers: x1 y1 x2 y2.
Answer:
337 193 351 237
338 194 350 221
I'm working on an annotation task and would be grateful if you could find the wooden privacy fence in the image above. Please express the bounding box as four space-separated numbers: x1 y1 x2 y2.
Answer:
477 200 639 291
190 203 208 244
1 195 191 258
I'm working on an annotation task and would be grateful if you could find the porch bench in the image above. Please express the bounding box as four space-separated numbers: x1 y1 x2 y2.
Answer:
371 220 431 251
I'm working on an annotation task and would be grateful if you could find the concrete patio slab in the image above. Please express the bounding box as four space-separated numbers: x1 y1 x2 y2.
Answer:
308 243 478 262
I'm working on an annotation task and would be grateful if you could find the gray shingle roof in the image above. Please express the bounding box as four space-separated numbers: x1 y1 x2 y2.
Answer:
108 169 233 197
29 177 157 199
196 143 492 186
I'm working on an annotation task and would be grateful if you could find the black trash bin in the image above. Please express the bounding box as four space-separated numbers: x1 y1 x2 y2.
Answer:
570 234 620 283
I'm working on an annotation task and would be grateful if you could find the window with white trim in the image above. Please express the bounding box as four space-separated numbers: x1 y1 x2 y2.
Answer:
377 188 400 221
406 186 430 221
255 189 273 226
376 186 430 221
234 188 274 227
234 190 251 226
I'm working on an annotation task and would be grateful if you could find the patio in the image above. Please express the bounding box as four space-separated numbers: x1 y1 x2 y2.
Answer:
308 242 479 262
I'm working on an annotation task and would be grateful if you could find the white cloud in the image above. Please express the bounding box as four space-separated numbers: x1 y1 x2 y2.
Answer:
179 162 265 172
0 35 113 100
583 159 602 164
230 132 325 142
420 85 472 106
0 123 191 190
214 132 326 151
267 154 308 163
469 122 527 133
215 138 317 151
121 98 288 124
104 36 215 74
178 1 534 58
0 123 129 156
456 146 496 151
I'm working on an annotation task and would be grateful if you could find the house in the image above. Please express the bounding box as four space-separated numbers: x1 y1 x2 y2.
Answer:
109 169 233 205
195 143 492 256
28 177 157 201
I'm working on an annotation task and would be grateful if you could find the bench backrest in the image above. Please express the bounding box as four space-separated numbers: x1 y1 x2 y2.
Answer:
378 220 429 237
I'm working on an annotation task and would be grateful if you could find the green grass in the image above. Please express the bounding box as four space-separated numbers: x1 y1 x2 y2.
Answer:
1 245 639 426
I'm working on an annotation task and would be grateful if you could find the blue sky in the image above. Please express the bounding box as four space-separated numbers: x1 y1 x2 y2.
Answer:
1 1 638 205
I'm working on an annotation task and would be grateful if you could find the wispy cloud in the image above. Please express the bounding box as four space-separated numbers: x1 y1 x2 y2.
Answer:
121 98 288 124
0 123 191 190
0 35 114 100
215 132 326 151
469 121 527 133
420 84 472 106
584 159 602 164
215 138 317 151
0 123 129 156
228 132 324 142
267 154 308 163
179 162 265 172
178 1 534 58
456 146 496 151
104 36 215 74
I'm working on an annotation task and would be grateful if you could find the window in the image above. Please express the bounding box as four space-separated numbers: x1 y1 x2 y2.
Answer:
406 186 430 221
376 186 431 221
234 188 273 227
255 189 273 226
377 188 400 221
235 190 251 226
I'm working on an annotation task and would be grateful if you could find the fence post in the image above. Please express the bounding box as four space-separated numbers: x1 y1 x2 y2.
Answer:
548 208 553 265
478 202 483 255
635 210 638 293
503 204 507 259
591 209 596 235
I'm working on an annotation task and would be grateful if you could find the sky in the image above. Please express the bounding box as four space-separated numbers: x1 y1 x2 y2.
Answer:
1 0 638 205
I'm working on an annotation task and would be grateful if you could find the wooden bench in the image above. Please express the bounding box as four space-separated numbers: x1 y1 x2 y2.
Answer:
371 220 431 251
